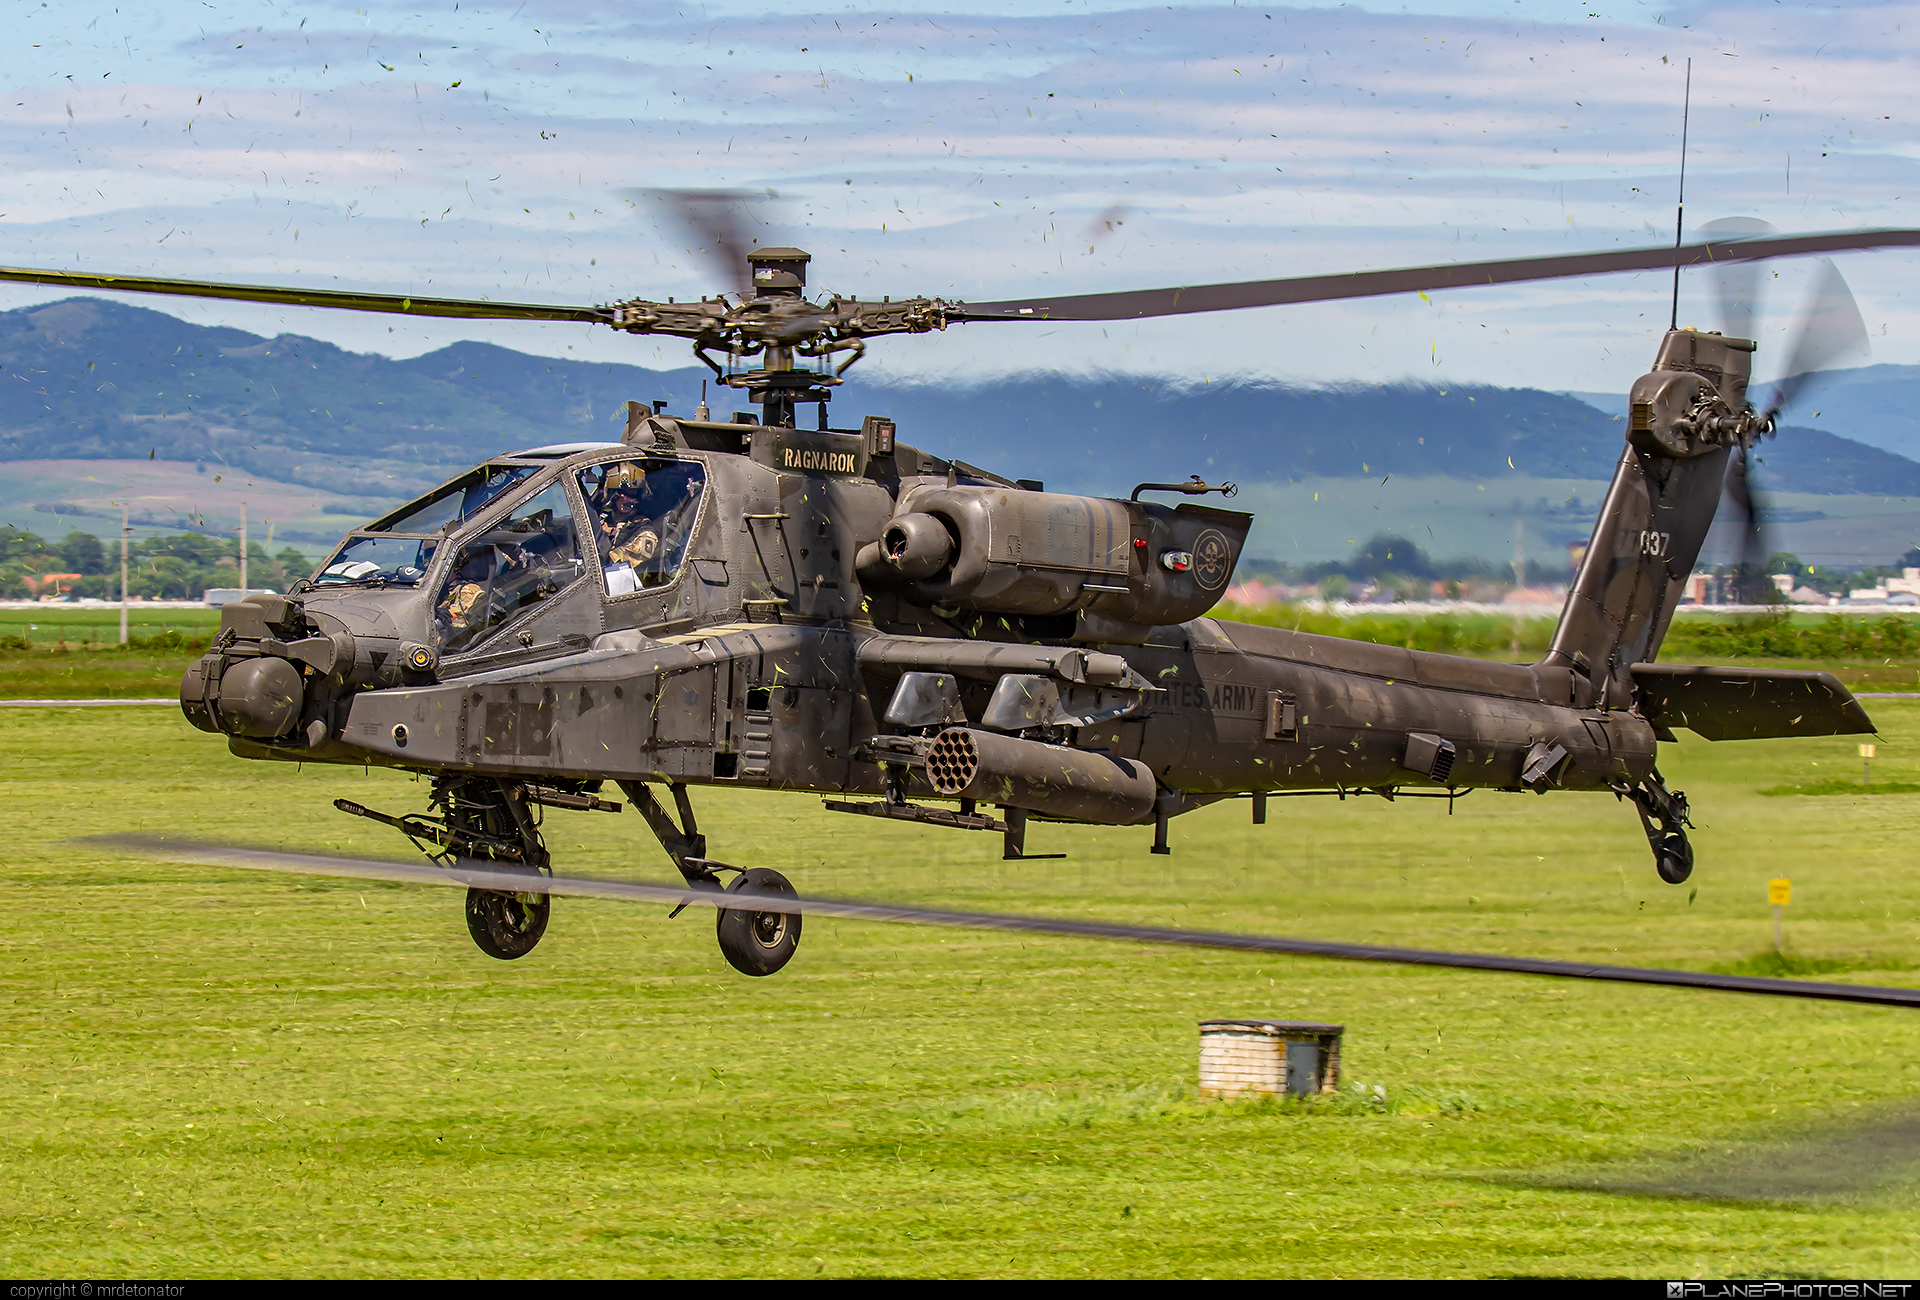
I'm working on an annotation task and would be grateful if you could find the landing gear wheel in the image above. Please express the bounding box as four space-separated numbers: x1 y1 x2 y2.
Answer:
1626 771 1695 886
465 886 551 959
1654 832 1694 885
716 868 801 977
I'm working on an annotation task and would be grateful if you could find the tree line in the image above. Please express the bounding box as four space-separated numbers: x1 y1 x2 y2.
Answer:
1238 532 1920 603
0 525 316 600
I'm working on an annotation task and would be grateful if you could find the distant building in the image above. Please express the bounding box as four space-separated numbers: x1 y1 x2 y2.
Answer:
1502 585 1567 606
25 573 83 599
1223 579 1285 606
1849 568 1920 603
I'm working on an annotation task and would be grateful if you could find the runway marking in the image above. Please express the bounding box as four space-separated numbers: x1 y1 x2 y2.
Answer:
3 698 177 707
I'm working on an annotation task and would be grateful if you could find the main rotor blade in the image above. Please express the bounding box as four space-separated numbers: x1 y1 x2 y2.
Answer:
954 228 1920 323
1767 258 1872 421
0 266 615 324
622 187 772 298
90 834 1920 1009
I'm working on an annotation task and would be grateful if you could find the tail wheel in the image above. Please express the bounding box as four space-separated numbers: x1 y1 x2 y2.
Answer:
466 887 551 959
1654 832 1694 885
716 867 802 977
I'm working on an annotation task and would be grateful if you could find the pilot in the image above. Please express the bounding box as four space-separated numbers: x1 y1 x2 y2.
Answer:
438 546 499 631
598 463 661 568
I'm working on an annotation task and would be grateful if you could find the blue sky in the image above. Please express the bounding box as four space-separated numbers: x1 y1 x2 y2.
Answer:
1 0 1915 395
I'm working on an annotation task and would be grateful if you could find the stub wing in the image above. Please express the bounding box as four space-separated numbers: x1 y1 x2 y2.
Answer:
1631 664 1876 741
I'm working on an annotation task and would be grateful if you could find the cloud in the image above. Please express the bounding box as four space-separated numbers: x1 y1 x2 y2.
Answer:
0 0 1915 393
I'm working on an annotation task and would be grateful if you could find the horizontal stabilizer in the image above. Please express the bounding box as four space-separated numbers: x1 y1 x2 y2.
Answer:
1631 664 1875 741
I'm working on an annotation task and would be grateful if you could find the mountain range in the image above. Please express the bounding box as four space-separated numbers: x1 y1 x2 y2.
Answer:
2 295 1918 509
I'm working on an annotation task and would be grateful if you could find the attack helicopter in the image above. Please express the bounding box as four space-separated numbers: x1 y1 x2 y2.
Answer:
6 221 1910 976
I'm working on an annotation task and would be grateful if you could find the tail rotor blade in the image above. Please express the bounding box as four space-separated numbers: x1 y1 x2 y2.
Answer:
1767 258 1871 421
1700 217 1775 340
1723 446 1754 600
1723 445 1777 605
1741 446 1771 600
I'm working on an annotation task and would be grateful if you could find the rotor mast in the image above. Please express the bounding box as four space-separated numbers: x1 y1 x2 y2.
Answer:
732 248 835 428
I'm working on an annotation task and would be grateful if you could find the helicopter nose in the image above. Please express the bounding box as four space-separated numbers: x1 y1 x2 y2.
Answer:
180 655 305 739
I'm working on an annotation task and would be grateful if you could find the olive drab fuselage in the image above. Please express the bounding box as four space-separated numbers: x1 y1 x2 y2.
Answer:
184 331 1871 857
185 413 1661 816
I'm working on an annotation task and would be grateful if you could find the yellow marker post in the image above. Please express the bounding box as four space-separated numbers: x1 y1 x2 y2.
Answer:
1861 743 1877 788
1769 878 1792 952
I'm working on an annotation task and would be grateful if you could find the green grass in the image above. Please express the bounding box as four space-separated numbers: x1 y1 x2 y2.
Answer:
0 606 221 641
0 647 206 698
1217 602 1559 658
1760 780 1920 797
0 608 217 696
5 705 1920 1276
1703 952 1908 978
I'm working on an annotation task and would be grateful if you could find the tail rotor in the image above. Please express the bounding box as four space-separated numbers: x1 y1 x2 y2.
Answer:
1699 219 1871 603
1762 256 1871 426
1720 439 1774 604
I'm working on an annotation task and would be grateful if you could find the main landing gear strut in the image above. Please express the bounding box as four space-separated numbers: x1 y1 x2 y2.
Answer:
617 780 803 977
1621 769 1693 885
338 776 797 972
337 774 624 961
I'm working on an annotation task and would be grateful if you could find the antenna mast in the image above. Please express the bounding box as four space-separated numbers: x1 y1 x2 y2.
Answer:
1669 58 1693 331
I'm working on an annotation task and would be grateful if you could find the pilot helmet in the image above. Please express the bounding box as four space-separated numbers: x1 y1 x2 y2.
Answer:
602 461 649 491
600 461 651 512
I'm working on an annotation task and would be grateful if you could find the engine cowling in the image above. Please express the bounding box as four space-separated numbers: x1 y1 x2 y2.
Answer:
856 483 1250 634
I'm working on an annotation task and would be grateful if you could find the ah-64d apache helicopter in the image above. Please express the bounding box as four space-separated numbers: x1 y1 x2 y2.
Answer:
11 219 1913 978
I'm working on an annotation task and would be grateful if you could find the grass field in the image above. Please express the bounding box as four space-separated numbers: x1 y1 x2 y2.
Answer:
0 608 217 697
4 703 1920 1277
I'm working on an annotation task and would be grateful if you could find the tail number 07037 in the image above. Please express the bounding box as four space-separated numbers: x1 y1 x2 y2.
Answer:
1636 530 1671 558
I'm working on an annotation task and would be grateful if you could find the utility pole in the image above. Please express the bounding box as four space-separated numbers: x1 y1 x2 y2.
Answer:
239 502 248 596
119 504 129 645
1510 518 1526 658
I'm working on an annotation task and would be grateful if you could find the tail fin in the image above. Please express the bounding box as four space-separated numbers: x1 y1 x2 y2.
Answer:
1546 329 1755 706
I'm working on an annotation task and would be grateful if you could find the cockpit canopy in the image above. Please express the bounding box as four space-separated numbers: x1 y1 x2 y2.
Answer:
577 456 705 597
312 461 545 589
367 463 541 537
310 449 709 658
